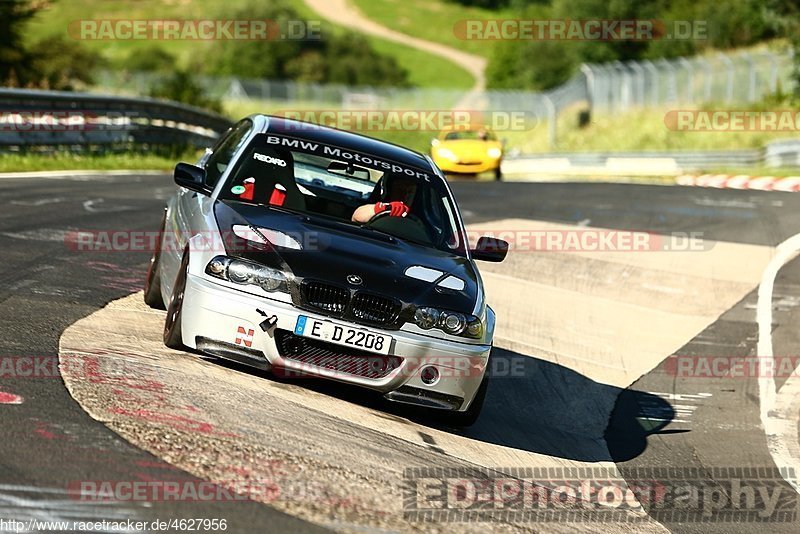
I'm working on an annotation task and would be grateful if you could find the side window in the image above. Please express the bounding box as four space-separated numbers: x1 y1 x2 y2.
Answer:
204 119 252 188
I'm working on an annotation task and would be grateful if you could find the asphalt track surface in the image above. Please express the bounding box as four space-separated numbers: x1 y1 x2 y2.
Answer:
1 174 800 532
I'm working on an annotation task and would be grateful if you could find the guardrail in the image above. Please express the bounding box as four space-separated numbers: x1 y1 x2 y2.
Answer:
0 88 233 151
504 139 800 177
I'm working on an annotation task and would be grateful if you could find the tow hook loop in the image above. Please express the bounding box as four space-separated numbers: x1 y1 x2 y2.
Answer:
256 309 278 335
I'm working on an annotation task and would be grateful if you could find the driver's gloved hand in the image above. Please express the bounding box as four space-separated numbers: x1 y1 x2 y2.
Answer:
375 201 409 217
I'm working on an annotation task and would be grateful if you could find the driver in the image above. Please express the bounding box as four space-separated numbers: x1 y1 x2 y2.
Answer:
351 175 417 223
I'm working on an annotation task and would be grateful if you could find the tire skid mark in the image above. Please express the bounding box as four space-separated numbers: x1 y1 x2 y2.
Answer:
109 407 240 438
61 351 239 441
59 350 351 514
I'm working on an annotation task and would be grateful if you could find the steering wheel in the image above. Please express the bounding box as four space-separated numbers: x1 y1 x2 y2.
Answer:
364 209 439 245
364 209 423 227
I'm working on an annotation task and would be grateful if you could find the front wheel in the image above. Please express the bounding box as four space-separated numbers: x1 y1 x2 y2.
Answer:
494 166 503 181
163 249 189 350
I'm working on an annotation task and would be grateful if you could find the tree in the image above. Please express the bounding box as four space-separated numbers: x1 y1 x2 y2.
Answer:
484 0 777 91
324 34 410 87
203 0 410 87
764 0 800 100
149 70 223 113
125 45 177 74
0 0 39 85
27 36 104 90
0 1 103 90
487 39 577 90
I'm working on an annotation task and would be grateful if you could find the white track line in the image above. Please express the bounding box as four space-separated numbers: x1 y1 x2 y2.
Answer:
757 233 800 492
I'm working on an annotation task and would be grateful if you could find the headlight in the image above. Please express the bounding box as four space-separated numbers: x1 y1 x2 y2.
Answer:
414 306 483 339
466 317 484 338
205 256 287 293
487 147 502 158
227 261 255 284
414 307 440 329
206 257 227 276
441 311 466 334
436 148 458 162
256 268 284 291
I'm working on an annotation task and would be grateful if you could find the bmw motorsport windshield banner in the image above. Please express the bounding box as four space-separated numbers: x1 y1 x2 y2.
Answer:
259 132 433 181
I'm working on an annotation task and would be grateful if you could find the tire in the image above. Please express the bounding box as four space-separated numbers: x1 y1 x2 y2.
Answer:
163 249 189 350
449 369 490 428
494 166 503 181
143 212 166 309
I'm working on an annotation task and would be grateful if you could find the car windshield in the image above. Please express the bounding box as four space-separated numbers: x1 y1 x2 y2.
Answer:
218 133 467 255
444 129 496 141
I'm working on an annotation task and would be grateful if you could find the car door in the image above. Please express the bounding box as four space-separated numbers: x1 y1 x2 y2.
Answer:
162 119 253 296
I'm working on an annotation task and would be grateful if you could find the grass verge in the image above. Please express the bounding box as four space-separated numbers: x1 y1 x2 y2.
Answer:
0 151 201 173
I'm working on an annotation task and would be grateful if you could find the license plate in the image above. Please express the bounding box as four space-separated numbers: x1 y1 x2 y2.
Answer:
294 316 393 355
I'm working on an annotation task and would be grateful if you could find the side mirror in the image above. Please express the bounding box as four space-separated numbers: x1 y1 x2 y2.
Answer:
471 236 508 262
174 162 208 193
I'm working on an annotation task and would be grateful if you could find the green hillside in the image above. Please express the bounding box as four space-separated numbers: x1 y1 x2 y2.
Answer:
26 0 473 89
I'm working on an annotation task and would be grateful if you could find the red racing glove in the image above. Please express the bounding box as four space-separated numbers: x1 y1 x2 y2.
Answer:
375 201 409 217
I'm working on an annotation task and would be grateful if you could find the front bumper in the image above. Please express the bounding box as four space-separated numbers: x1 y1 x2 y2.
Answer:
433 157 500 175
180 274 491 411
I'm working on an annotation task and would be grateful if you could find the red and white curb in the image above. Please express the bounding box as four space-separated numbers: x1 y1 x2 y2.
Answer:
677 174 800 192
0 391 24 404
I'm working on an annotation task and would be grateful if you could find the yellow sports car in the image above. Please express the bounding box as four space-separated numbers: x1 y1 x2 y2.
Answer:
431 126 504 180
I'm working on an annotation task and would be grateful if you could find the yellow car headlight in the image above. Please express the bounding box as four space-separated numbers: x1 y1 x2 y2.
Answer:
487 147 502 159
436 147 458 162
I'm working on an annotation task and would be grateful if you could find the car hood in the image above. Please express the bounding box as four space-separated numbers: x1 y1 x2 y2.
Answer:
214 201 480 313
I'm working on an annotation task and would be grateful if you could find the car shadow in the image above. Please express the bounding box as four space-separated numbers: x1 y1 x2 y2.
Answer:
202 346 677 463
424 348 678 462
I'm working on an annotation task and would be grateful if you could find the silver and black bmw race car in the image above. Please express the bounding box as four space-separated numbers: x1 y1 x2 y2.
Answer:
144 115 508 426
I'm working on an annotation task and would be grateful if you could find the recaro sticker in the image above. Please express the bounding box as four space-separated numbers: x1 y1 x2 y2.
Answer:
253 153 287 167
